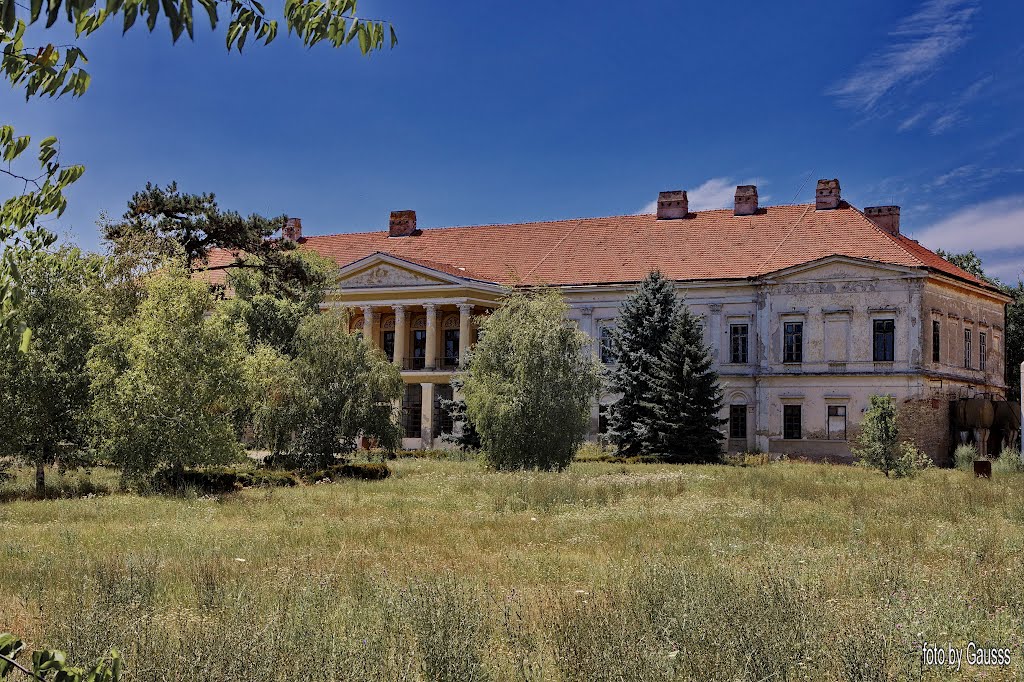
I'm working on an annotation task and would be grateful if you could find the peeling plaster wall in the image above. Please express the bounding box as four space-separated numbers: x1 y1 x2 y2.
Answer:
921 278 1007 397
566 259 1007 464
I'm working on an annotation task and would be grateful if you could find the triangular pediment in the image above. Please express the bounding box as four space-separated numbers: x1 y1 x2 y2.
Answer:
765 255 919 283
336 252 500 291
340 262 450 288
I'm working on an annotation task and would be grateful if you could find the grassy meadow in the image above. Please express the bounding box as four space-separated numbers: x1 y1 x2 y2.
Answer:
1 458 1023 681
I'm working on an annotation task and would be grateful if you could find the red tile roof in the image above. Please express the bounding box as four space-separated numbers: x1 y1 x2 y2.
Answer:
201 202 997 292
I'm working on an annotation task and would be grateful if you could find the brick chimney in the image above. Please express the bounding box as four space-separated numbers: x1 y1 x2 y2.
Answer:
283 217 302 241
734 185 758 216
864 206 900 235
389 210 417 237
656 190 689 220
815 179 841 210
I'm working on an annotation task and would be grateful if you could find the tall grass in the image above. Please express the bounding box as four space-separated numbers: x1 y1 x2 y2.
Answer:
2 459 1023 680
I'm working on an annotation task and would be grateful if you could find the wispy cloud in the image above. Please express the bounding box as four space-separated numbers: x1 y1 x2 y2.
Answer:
637 177 764 214
913 195 1024 254
899 75 993 134
829 0 978 112
927 164 1024 192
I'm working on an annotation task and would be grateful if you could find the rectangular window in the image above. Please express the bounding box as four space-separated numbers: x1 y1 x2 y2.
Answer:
407 329 427 369
964 329 972 369
729 405 747 439
730 324 749 364
401 384 422 438
599 325 616 364
783 405 802 440
443 329 460 368
433 384 454 438
827 405 847 440
932 320 941 363
382 331 396 362
979 332 987 371
783 321 803 363
872 319 895 362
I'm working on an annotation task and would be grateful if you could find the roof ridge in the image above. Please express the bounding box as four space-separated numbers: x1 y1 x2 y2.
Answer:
847 205 927 268
297 203 819 240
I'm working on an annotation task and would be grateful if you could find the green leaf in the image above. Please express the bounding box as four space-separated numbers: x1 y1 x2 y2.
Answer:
2 0 16 33
18 326 31 352
389 24 397 48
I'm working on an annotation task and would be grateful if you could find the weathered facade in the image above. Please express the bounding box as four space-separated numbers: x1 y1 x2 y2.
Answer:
208 180 1010 461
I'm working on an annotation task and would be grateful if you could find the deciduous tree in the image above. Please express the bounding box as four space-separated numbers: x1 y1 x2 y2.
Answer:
1 0 395 344
0 247 99 494
88 267 249 483
462 289 599 470
248 309 403 469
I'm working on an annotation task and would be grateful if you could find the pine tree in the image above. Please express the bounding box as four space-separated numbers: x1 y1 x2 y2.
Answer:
649 303 725 463
606 271 679 457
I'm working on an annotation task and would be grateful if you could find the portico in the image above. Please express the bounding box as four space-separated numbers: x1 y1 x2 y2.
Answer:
327 251 503 449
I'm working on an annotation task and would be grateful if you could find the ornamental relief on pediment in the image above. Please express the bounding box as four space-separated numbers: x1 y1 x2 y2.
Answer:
340 265 441 288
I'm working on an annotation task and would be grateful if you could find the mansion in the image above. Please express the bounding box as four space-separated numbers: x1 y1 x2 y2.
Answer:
212 180 1011 461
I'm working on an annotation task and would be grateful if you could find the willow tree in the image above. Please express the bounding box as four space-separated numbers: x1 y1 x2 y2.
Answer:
462 289 599 470
1 0 396 346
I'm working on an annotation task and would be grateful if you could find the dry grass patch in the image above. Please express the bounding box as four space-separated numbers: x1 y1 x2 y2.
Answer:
1 459 1023 680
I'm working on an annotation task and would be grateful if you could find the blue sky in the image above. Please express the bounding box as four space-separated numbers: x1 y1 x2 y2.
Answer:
4 0 1024 281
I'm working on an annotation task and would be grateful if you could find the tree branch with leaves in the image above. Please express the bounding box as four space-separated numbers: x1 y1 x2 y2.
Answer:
1 0 395 347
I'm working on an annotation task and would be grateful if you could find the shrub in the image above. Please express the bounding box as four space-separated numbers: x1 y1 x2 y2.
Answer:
151 466 298 494
894 441 931 478
994 447 1023 473
304 462 392 483
954 444 978 471
854 396 929 478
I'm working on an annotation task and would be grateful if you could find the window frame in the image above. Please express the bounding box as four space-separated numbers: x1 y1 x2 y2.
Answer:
979 331 987 372
729 324 749 364
783 321 803 364
872 318 895 362
783 404 802 440
932 319 941 363
599 324 616 365
964 328 972 369
729 404 747 439
443 328 460 366
827 404 847 441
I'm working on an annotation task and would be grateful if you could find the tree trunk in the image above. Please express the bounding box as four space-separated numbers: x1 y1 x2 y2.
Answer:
35 443 52 497
35 460 45 497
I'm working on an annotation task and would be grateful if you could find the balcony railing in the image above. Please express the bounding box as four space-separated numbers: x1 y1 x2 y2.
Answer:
401 356 460 371
403 357 426 370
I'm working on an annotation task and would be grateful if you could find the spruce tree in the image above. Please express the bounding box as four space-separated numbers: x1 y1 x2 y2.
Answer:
606 271 679 457
650 303 725 463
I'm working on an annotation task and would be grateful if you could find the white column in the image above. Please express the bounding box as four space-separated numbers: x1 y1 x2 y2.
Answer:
458 303 473 365
420 382 435 448
580 306 595 358
362 305 375 346
393 305 407 367
424 303 438 370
